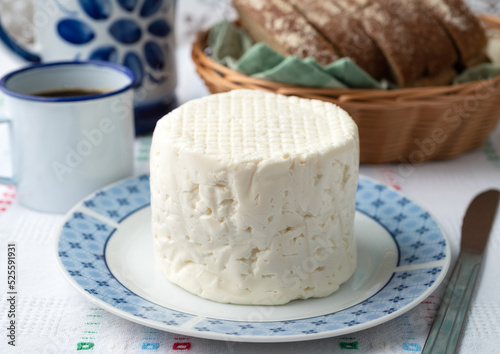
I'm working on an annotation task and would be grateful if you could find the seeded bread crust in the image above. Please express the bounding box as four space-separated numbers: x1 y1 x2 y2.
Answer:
378 0 458 76
421 0 488 68
233 0 340 66
288 0 390 80
231 0 488 87
335 0 427 87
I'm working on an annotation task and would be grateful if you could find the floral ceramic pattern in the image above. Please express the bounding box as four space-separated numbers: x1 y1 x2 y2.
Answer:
79 0 112 20
57 175 450 341
81 174 150 223
356 179 447 267
57 0 172 85
57 19 95 45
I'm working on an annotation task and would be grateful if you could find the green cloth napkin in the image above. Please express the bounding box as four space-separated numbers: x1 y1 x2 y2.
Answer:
209 21 379 89
253 56 347 88
454 63 500 84
324 58 389 89
237 43 285 76
208 21 500 89
208 21 254 70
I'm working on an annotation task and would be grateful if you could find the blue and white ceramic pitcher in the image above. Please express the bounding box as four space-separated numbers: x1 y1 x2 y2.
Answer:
0 0 177 134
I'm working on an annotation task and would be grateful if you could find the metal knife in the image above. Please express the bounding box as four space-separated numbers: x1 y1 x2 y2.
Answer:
422 189 500 354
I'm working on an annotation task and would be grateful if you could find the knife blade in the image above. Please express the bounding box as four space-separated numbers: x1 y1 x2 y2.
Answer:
422 189 500 354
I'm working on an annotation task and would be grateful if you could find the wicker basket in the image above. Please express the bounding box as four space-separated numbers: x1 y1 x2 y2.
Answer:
191 15 500 164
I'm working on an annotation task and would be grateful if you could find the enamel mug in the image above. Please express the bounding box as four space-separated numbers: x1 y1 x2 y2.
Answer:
0 61 136 213
0 0 177 134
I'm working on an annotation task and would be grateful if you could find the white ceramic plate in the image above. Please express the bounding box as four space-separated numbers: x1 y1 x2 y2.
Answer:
55 175 450 342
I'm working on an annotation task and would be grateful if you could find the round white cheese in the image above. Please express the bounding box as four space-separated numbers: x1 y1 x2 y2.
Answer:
150 89 359 305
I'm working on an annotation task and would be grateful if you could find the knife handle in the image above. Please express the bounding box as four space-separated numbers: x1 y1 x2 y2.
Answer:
422 252 482 354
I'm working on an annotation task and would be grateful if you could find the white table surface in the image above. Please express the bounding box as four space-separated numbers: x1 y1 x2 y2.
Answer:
1 1 500 353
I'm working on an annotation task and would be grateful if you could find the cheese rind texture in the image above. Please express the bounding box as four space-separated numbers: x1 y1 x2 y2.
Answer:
150 90 359 305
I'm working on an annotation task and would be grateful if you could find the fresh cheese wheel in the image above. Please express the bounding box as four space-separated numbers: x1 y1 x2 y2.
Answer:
150 90 359 305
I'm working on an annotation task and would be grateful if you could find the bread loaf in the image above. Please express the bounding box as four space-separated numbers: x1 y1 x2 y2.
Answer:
421 0 488 68
379 0 458 76
288 0 390 80
232 0 488 87
339 0 430 87
233 0 339 66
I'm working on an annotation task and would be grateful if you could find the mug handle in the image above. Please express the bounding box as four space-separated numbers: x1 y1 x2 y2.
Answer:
0 18 41 63
0 117 16 185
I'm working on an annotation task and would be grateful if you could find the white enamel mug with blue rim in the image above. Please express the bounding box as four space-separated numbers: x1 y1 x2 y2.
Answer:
0 0 176 134
0 61 136 213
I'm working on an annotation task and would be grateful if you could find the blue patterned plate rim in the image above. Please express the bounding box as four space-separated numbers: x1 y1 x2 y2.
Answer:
55 174 451 343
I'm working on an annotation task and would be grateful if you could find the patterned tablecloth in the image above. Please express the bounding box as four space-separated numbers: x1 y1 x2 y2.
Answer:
1 1 500 353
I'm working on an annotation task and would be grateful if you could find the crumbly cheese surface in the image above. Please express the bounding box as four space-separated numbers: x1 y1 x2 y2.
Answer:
150 90 359 305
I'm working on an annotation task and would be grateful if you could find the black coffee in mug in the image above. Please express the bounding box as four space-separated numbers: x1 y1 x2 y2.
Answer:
33 88 106 98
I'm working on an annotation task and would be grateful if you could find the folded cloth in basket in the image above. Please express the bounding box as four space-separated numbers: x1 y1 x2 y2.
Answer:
208 21 500 90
